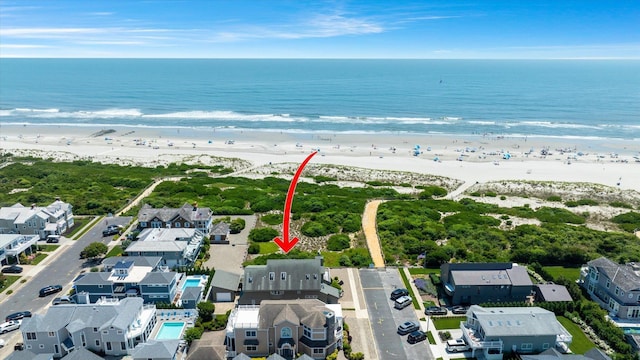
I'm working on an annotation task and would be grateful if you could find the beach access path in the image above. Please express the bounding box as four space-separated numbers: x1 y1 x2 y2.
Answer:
363 200 385 268
116 176 183 216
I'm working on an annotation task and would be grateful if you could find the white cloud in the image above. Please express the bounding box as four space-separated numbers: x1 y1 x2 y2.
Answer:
1 27 104 37
0 44 51 48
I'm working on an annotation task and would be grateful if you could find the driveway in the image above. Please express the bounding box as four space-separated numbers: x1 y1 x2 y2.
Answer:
204 215 255 274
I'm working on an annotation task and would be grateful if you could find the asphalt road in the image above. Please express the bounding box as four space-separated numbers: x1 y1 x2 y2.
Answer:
0 216 132 322
360 268 432 360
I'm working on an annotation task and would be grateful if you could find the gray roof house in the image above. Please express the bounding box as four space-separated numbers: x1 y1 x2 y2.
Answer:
210 222 230 244
73 258 179 304
210 269 241 302
521 347 612 360
126 228 205 267
5 351 54 360
181 286 203 309
459 305 572 360
535 284 573 302
19 297 157 358
580 256 640 320
225 299 343 359
101 256 163 271
137 203 213 235
441 262 534 305
131 339 180 360
239 257 340 305
0 198 74 239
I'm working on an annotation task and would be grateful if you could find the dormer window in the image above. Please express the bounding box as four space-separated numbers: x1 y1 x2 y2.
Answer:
306 274 310 280
281 272 286 280
248 277 253 283
269 272 275 281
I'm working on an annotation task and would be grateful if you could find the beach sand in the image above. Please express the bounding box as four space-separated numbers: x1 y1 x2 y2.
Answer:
1 124 639 197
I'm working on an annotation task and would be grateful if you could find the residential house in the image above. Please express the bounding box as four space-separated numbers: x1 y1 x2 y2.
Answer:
0 234 39 265
19 297 157 358
137 203 213 235
534 283 573 302
181 286 203 309
210 269 241 302
521 348 612 360
459 305 572 360
131 339 180 360
239 257 340 305
125 228 204 267
440 262 533 305
5 351 55 360
73 258 179 304
225 299 343 359
0 198 74 239
580 257 640 320
210 222 230 244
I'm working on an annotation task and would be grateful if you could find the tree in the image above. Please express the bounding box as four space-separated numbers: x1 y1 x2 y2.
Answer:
197 301 215 322
248 227 279 243
327 234 350 251
80 242 108 259
183 327 204 345
229 218 246 234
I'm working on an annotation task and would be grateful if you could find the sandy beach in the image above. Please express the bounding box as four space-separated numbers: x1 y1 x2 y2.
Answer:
1 124 639 196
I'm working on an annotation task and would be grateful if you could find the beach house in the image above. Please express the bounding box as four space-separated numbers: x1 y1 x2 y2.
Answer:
440 262 534 305
459 305 572 360
137 203 213 235
580 256 640 320
125 228 204 267
225 299 343 359
0 198 74 239
0 234 39 265
239 257 340 305
19 297 157 358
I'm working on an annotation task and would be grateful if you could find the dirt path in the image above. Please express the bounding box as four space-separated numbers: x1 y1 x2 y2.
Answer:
116 176 183 216
362 200 385 268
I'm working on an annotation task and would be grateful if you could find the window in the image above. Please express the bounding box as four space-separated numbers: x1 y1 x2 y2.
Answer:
39 344 45 349
615 286 620 295
121 342 126 350
246 345 257 351
281 327 292 338
107 342 112 351
82 334 86 347
281 272 286 280
606 280 610 289
313 348 324 354
117 330 123 334
96 340 100 346
185 223 190 227
175 222 181 228
521 343 533 351
54 344 59 353
543 343 550 349
269 272 275 281
271 290 282 295
245 330 257 337
26 332 37 340
48 332 55 337
303 326 311 338
98 284 103 288
140 222 147 227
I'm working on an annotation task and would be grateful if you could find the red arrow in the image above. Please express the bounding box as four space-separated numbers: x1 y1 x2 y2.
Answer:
273 151 318 253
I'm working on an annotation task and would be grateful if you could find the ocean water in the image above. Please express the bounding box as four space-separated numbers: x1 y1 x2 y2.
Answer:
1 59 638 139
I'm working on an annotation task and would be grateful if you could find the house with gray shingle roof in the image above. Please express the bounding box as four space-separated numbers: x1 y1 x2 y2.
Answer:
521 348 612 360
440 262 534 305
460 305 572 360
19 297 157 358
534 283 573 302
131 339 180 360
581 256 640 320
239 257 340 305
210 222 230 243
126 228 204 266
226 299 343 360
137 203 213 235
0 199 74 239
210 269 241 302
73 257 179 304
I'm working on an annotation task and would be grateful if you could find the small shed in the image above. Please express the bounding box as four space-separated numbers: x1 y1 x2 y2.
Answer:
535 283 573 302
210 270 241 302
210 222 230 244
182 286 203 309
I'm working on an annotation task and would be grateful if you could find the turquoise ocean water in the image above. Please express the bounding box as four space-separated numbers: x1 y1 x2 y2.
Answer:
1 59 638 139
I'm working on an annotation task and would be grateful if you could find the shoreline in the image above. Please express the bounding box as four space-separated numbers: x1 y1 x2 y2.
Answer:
1 124 639 194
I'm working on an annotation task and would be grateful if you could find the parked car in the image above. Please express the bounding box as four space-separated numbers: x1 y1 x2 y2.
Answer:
1 265 23 274
451 305 469 315
102 225 122 236
0 320 21 334
52 296 75 305
394 295 412 310
425 306 448 316
397 321 420 335
39 284 63 297
14 342 25 351
5 311 32 322
46 235 61 243
390 288 409 300
446 338 471 352
407 330 427 344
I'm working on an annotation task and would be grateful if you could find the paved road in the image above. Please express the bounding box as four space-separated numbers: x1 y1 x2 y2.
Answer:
360 268 432 360
0 216 131 322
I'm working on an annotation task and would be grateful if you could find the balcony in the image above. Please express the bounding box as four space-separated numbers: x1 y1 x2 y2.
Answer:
460 322 503 360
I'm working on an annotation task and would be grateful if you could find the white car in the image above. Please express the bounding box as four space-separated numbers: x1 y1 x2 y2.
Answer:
0 338 5 348
0 319 21 334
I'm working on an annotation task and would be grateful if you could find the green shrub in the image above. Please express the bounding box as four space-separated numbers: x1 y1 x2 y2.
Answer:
547 195 562 202
611 211 640 232
609 201 632 209
327 234 350 251
261 213 283 225
248 243 260 254
248 227 280 242
418 186 448 198
229 218 246 234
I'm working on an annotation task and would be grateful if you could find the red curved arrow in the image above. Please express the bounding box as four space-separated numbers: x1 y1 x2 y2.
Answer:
274 151 318 253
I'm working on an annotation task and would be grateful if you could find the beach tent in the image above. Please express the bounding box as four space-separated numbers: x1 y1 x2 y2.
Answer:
503 152 511 160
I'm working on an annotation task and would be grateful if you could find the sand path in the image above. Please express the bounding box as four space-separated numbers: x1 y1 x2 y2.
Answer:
362 200 385 268
116 176 183 216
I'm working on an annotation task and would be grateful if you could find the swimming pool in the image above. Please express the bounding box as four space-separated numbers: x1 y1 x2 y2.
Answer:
623 327 640 334
181 278 202 291
155 322 185 340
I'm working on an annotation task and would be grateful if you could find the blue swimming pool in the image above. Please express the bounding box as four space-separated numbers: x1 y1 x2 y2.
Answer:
155 322 185 340
623 327 640 334
181 278 202 292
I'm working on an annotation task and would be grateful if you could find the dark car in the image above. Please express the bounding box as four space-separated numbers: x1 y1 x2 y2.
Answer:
5 311 32 322
397 321 420 335
390 288 409 300
39 285 63 297
14 342 25 351
407 330 427 344
1 265 23 274
425 306 448 316
102 225 121 236
46 235 60 243
451 305 469 315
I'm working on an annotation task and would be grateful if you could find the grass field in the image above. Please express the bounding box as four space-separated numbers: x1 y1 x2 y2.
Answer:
399 268 421 310
105 245 124 258
38 244 60 252
543 266 582 281
30 253 48 265
259 242 279 254
432 316 466 330
408 268 440 275
557 316 595 354
0 275 20 293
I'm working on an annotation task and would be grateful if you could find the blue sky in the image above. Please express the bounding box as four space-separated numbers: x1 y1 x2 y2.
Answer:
1 0 638 58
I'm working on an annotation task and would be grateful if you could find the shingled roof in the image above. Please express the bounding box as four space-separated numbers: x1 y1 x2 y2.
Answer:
138 203 212 223
588 257 640 292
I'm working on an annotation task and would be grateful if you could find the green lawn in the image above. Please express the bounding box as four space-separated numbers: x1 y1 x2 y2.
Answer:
432 316 466 330
0 275 20 293
30 253 48 265
259 242 279 254
557 316 595 354
408 268 440 275
105 245 124 258
38 245 60 252
398 268 421 310
66 217 92 238
543 266 581 282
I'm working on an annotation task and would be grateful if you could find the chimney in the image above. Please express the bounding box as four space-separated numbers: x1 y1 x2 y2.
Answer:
55 196 61 201
192 202 198 211
31 203 36 209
